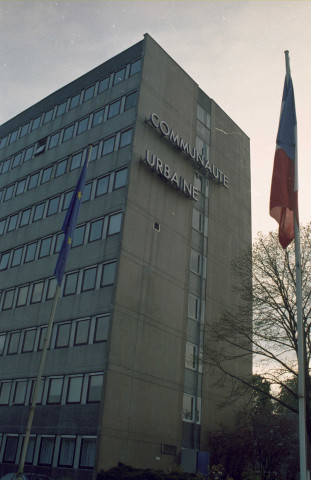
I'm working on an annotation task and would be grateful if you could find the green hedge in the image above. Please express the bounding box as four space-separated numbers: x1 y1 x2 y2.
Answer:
97 463 204 480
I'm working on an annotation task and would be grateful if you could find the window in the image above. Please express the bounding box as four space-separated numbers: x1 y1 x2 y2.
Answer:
82 182 92 202
3 289 14 310
55 158 67 177
18 210 29 230
3 435 18 463
25 242 37 262
182 394 194 422
0 219 6 235
13 380 27 405
114 168 127 189
12 151 23 168
63 271 78 296
188 294 199 320
70 93 80 110
38 437 55 465
190 250 201 275
49 131 61 149
185 342 197 370
56 100 67 117
31 281 44 303
54 233 64 253
31 115 41 131
4 184 14 202
38 327 47 351
43 108 54 124
71 151 83 170
11 247 23 267
2 158 11 173
47 377 63 404
87 374 103 403
102 136 115 155
94 315 109 343
55 323 71 348
63 124 75 142
33 202 45 221
0 252 10 271
0 135 8 149
89 219 103 242
22 329 36 353
192 209 202 232
74 319 90 345
58 437 76 467
24 145 34 162
124 91 138 110
107 99 121 119
63 190 73 210
89 143 99 162
39 236 52 258
119 128 133 148
0 382 12 405
83 84 95 102
35 138 47 156
47 196 60 216
25 436 36 464
130 58 141 76
9 129 18 144
67 376 83 403
95 175 109 197
98 76 109 93
92 108 105 127
16 178 27 196
20 123 30 137
72 224 85 247
0 334 6 355
113 67 126 85
7 214 18 232
101 261 116 287
8 331 20 354
79 438 96 469
46 278 57 300
41 166 52 183
81 266 97 292
77 117 89 135
16 285 29 307
107 212 122 236
30 378 44 404
28 172 39 190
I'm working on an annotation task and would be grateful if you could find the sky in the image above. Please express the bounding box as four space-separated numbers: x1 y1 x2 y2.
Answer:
1 0 311 240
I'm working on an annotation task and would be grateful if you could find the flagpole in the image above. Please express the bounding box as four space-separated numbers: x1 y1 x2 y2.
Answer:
285 50 308 480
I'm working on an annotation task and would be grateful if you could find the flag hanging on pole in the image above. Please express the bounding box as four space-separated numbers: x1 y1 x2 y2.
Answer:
54 146 90 285
270 55 298 249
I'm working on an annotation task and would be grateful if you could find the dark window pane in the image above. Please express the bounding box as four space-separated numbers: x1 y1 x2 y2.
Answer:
2 158 11 173
0 382 12 405
89 143 99 162
49 131 60 149
74 319 90 345
38 437 55 465
113 67 125 85
92 108 105 127
101 262 116 287
16 285 29 307
47 196 60 216
47 278 57 300
94 315 109 343
7 214 18 231
71 151 83 171
87 374 103 403
0 136 8 149
20 208 31 227
13 380 27 404
107 212 122 235
55 158 67 177
56 101 67 117
3 436 18 462
83 85 95 102
54 233 64 253
102 136 115 155
77 117 89 135
55 323 71 348
33 203 45 221
79 438 96 468
25 242 37 262
31 281 44 303
31 116 41 131
11 247 23 267
120 129 133 148
82 183 91 203
16 178 27 196
70 93 80 109
89 219 103 242
8 331 20 354
98 76 109 93
0 219 6 235
12 152 23 168
43 109 53 124
108 99 121 119
114 168 127 189
47 378 63 404
3 289 15 310
130 58 141 76
24 145 34 162
38 327 47 351
0 334 6 355
124 91 137 111
72 224 85 247
9 129 18 144
41 166 52 183
4 185 14 202
25 437 36 464
63 124 75 142
22 329 36 352
58 437 76 467
67 376 83 403
39 237 52 258
82 267 97 292
63 190 73 211
0 252 10 271
96 176 109 197
64 272 78 296
28 172 39 190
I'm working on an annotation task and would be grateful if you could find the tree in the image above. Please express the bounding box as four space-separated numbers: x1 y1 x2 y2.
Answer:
204 223 311 439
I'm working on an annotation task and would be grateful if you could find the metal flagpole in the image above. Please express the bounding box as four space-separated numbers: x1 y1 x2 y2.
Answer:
17 284 61 478
285 49 308 480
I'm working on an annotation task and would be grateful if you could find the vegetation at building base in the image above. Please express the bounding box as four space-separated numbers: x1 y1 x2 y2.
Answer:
97 463 205 480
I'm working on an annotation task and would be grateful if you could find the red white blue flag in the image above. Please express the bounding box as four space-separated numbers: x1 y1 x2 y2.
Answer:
270 67 298 249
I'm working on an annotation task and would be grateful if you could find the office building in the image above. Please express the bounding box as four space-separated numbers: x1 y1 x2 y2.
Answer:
0 34 251 478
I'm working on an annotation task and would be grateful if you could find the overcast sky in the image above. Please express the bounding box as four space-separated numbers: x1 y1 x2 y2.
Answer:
1 0 311 240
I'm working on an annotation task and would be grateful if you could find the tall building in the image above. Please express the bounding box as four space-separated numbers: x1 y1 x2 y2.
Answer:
0 34 251 478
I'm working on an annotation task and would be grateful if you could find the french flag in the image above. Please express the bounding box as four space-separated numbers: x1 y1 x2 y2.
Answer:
270 64 298 249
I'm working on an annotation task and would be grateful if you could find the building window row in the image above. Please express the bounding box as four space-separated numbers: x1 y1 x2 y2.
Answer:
0 209 122 272
0 83 135 177
0 371 103 407
0 312 109 357
185 342 203 372
0 57 141 151
0 155 126 236
0 125 129 204
182 394 201 424
0 433 96 469
0 259 117 312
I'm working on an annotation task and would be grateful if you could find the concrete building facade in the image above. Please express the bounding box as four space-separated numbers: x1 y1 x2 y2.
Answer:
0 34 251 478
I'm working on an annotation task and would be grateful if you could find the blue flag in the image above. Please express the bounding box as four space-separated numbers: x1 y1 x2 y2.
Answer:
54 151 89 285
